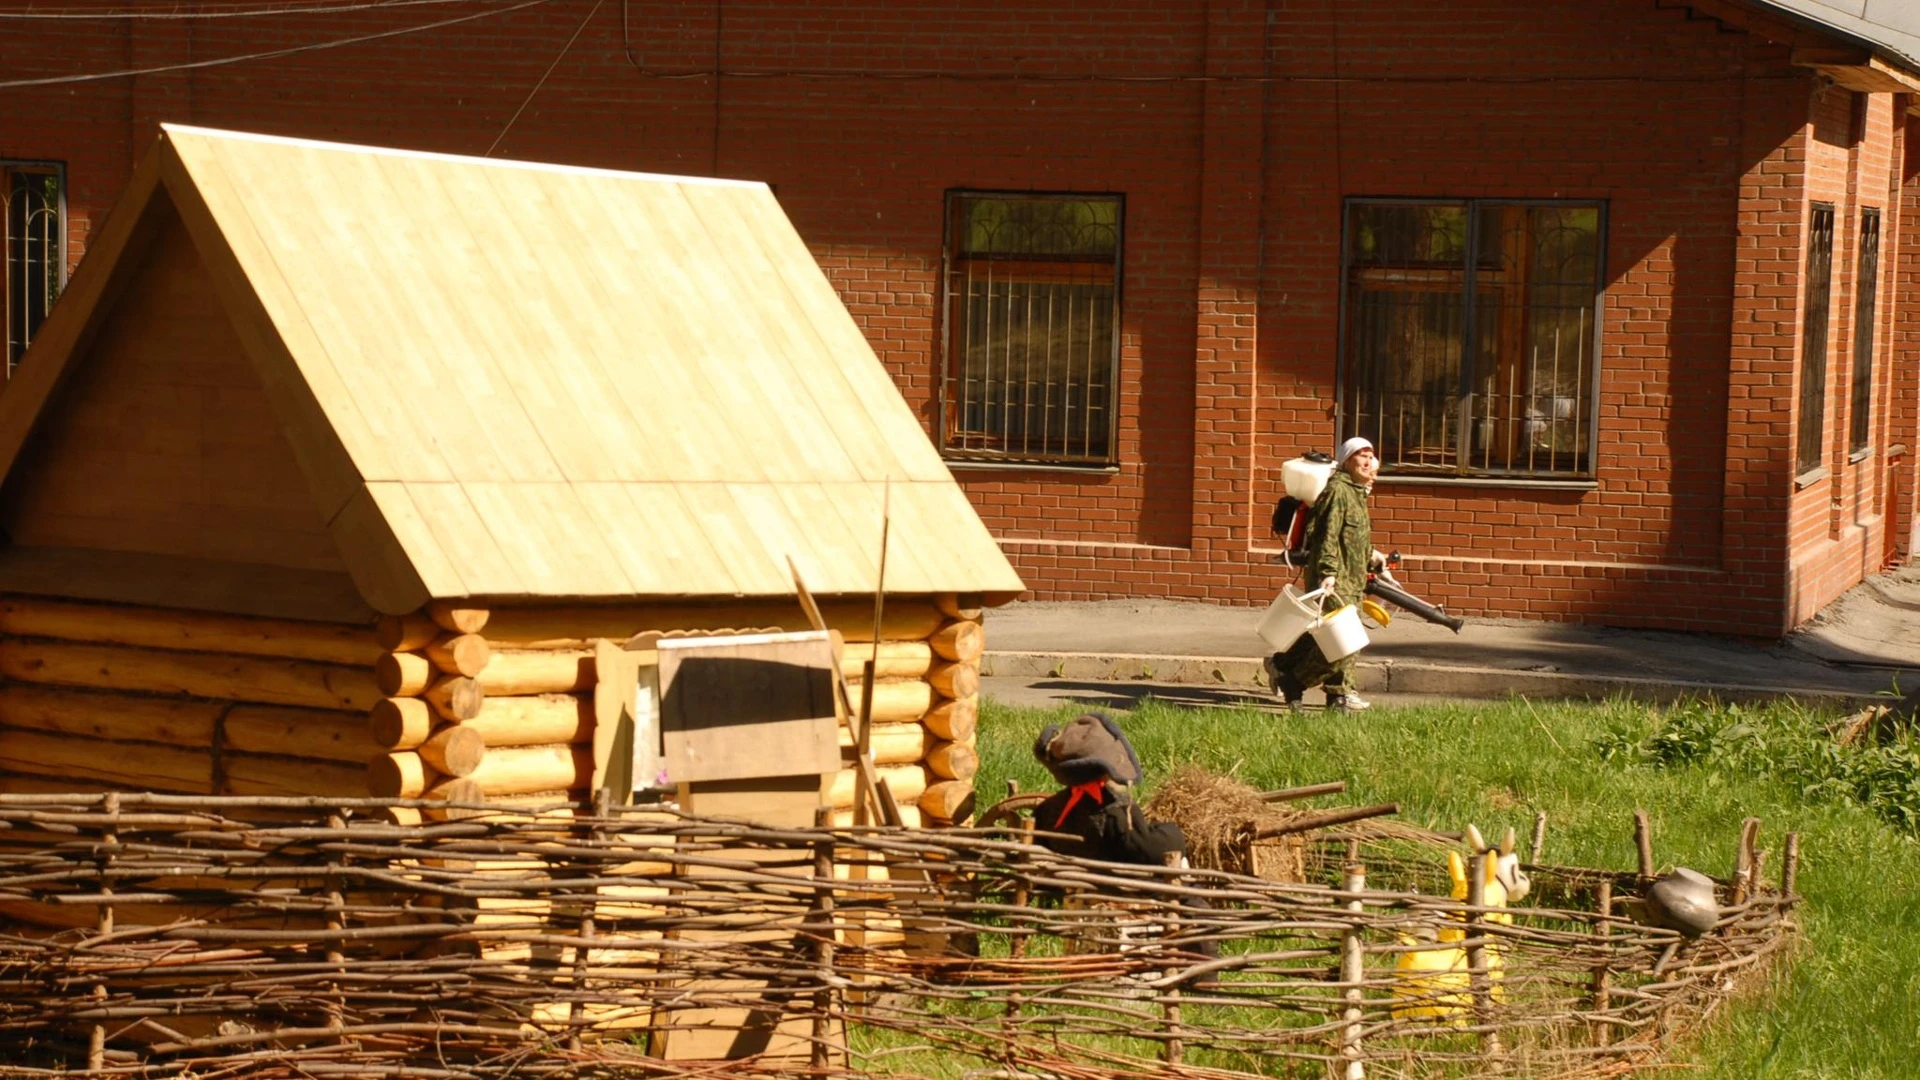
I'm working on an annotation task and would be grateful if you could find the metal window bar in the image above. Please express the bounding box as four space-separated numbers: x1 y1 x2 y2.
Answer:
1340 200 1600 479
3 164 64 379
1797 204 1836 476
941 194 1120 464
1849 209 1881 456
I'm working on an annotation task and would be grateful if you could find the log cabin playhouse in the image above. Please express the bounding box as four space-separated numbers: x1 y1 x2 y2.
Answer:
0 124 1022 825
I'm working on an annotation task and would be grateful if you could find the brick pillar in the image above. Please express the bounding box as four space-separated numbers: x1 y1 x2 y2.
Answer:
1893 105 1920 561
1723 68 1813 633
131 14 192 155
1188 0 1267 599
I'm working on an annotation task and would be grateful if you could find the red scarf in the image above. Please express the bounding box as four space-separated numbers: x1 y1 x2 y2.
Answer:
1054 780 1108 828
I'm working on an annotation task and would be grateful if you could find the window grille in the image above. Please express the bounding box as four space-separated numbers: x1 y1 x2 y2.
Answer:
1797 204 1836 476
1849 208 1880 456
940 192 1121 465
1338 199 1603 479
3 163 64 379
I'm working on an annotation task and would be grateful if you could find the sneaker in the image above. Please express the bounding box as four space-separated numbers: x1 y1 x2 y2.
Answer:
1326 689 1372 712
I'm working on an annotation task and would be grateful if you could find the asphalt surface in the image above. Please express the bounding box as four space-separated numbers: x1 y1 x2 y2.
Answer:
981 564 1920 711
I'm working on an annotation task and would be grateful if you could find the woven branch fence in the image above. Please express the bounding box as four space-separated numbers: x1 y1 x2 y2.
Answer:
0 794 1796 1080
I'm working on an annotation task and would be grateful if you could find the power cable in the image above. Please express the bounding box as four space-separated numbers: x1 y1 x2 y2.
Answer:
0 0 485 19
0 0 551 88
485 0 604 156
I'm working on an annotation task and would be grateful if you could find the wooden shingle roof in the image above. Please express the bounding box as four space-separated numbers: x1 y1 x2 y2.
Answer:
0 125 1023 614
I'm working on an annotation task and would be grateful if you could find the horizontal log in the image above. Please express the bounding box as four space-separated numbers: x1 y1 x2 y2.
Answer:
478 651 594 696
222 706 375 764
0 771 177 796
926 741 978 782
929 661 979 701
456 693 592 747
837 640 933 681
426 676 485 722
427 600 489 635
479 600 946 650
0 596 381 667
468 744 594 796
0 640 382 712
828 764 928 810
222 753 367 798
838 721 932 766
934 593 984 622
922 696 977 742
366 752 434 798
830 804 922 829
928 620 984 663
843 679 933 725
0 728 209 791
376 611 440 652
375 652 433 697
419 725 487 778
919 779 975 823
0 683 220 745
427 633 490 678
368 697 434 750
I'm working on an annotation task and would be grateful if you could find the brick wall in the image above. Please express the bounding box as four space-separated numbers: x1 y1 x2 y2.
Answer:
2 0 1915 633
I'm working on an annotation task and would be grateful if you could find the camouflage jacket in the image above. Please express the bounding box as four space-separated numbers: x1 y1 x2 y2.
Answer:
1305 471 1371 610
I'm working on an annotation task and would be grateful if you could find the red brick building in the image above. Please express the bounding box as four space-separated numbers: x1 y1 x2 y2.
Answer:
5 0 1920 634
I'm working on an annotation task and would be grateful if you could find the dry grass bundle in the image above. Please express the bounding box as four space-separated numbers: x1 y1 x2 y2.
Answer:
1144 765 1307 880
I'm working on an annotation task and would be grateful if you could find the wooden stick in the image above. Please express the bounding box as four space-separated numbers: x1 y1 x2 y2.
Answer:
1633 809 1654 879
1465 851 1500 1060
1252 802 1398 839
1340 862 1365 1080
1590 880 1612 1047
1781 832 1801 906
1258 780 1347 803
1530 810 1548 863
811 805 838 1072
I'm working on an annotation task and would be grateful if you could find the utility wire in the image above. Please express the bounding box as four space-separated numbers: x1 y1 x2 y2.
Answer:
0 0 551 88
0 0 484 18
485 0 603 156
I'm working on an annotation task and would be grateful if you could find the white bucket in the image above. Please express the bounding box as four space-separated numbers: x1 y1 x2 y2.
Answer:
1256 585 1328 652
1309 603 1370 661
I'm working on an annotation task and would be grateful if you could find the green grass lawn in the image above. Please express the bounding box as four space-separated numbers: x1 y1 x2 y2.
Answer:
973 693 1920 1079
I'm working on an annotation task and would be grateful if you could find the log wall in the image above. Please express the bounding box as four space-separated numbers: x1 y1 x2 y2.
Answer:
0 591 985 827
0 597 380 796
371 594 984 827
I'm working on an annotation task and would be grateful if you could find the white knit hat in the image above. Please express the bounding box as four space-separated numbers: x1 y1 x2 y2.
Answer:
1336 436 1375 466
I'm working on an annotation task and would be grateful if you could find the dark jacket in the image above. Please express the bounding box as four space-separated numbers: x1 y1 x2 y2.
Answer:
1033 782 1187 866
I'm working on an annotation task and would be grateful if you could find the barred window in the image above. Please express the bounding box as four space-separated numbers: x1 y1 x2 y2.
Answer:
1797 204 1836 477
940 193 1121 465
1339 200 1603 479
4 163 64 379
1849 209 1880 457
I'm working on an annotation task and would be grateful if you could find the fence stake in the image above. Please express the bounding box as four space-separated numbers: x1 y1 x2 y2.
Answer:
1781 832 1801 910
1732 816 1760 905
1340 862 1367 1080
1590 880 1612 1047
1466 851 1502 1062
325 809 348 1040
1529 811 1548 863
88 791 118 1073
811 806 839 1073
1633 809 1654 879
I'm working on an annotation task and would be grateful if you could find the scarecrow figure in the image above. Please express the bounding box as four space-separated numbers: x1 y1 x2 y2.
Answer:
1031 713 1189 866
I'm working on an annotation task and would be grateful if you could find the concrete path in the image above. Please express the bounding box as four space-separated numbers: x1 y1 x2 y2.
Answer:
983 564 1920 709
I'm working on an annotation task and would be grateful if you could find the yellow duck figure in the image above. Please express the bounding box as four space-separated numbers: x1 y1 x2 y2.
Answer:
1390 825 1530 1024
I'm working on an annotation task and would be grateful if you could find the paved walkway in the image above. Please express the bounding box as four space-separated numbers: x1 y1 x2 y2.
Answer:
983 564 1920 709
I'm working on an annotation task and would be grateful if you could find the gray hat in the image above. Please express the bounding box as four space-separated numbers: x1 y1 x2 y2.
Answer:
1032 712 1142 787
